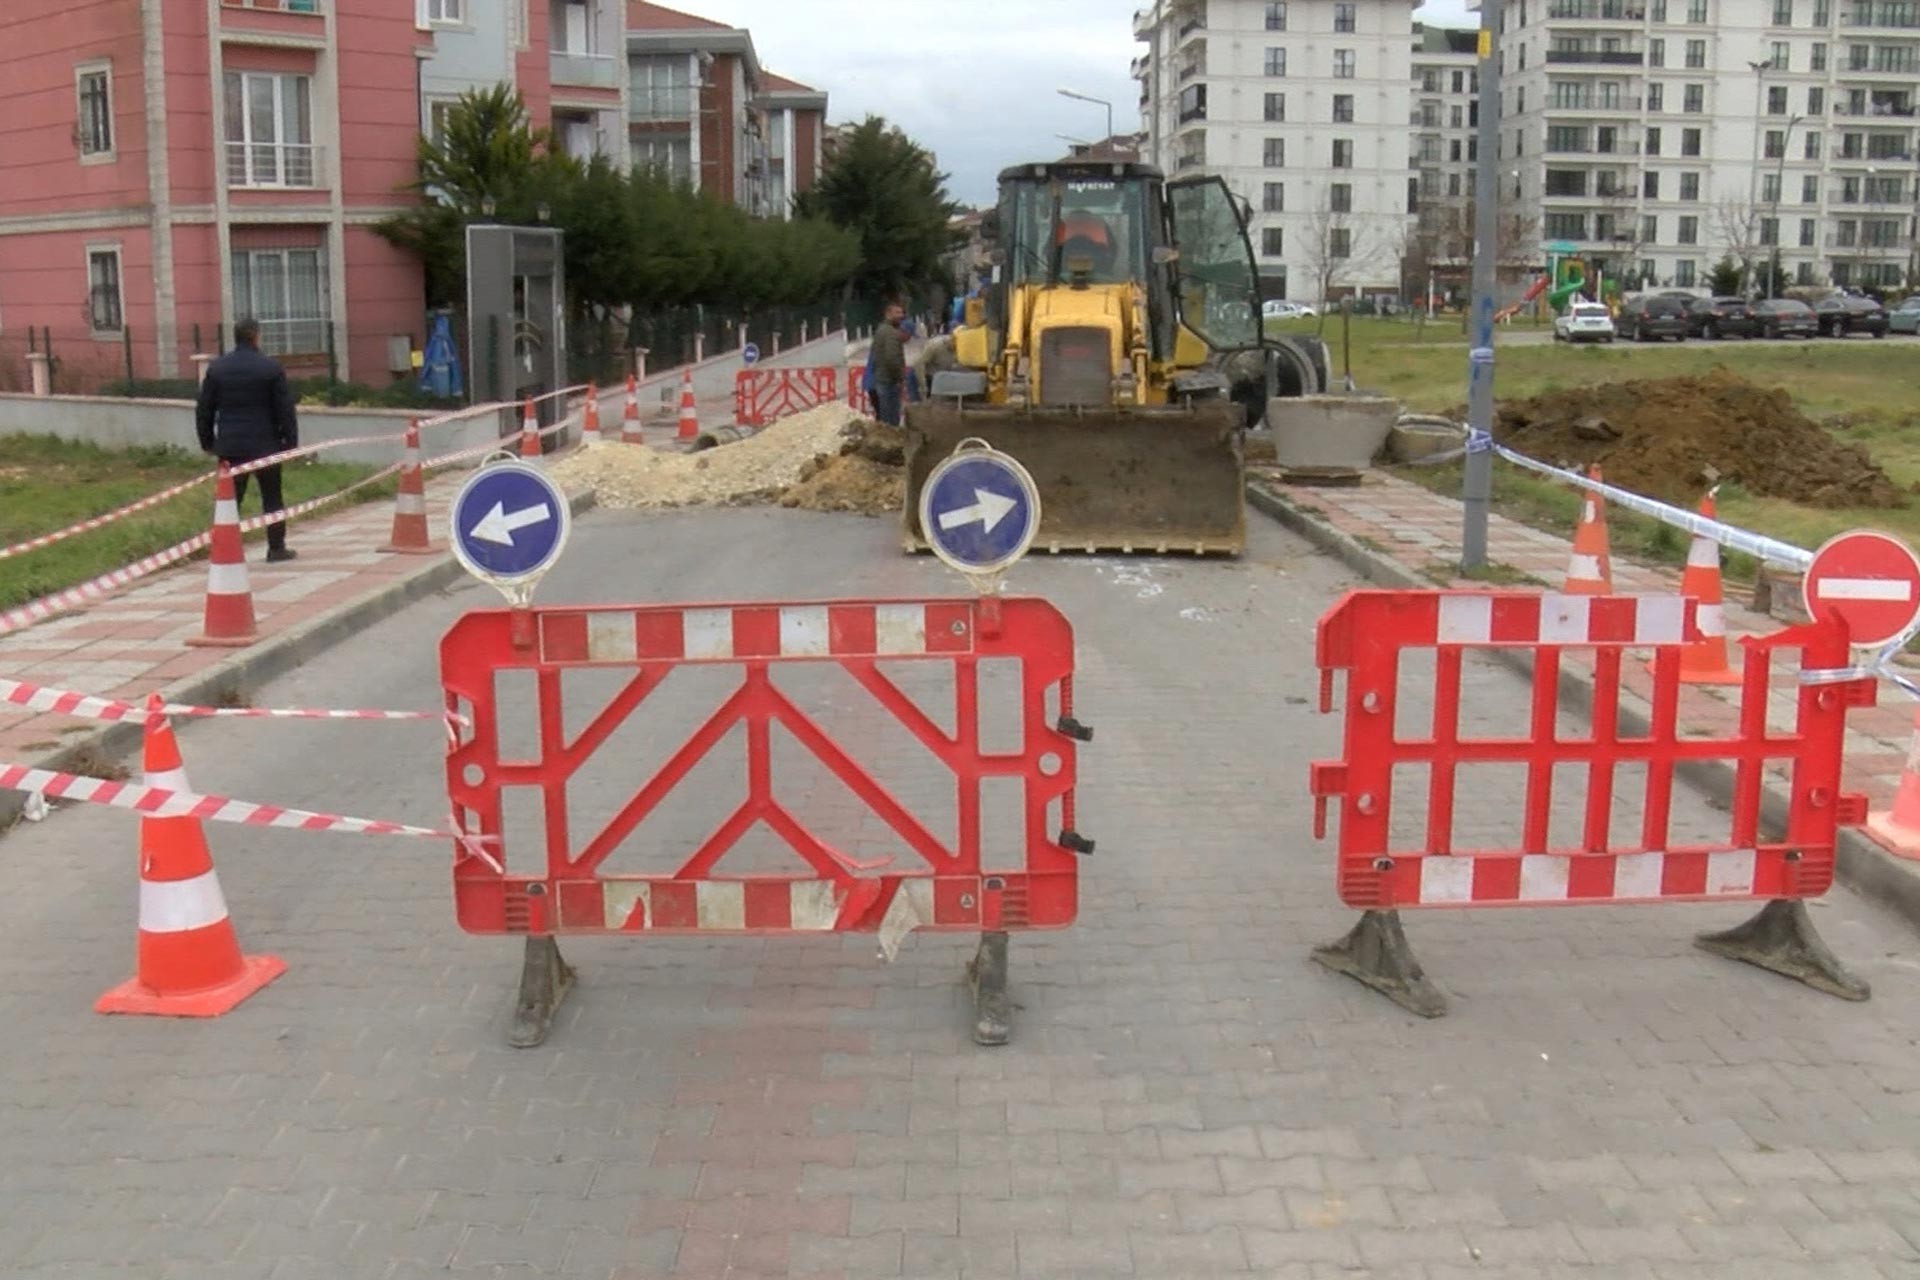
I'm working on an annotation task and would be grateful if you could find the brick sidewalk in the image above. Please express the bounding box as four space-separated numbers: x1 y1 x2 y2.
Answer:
1257 467 1920 847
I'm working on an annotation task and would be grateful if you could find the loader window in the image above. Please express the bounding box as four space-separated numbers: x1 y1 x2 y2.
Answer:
1168 177 1261 350
1002 177 1154 287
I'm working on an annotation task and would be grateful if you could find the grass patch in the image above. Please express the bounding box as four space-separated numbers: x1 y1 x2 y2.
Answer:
0 434 391 609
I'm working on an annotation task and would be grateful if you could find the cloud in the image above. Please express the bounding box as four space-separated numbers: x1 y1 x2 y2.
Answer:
682 0 1479 205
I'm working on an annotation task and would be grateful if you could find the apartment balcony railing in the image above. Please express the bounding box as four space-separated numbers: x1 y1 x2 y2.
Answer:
1547 95 1646 111
1545 50 1646 66
1842 4 1920 28
551 50 620 91
1545 140 1644 155
225 140 323 189
1546 1 1647 19
631 89 694 121
1832 102 1918 117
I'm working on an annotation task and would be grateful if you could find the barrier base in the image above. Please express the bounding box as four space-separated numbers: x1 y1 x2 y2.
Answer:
1694 898 1870 1002
967 931 1012 1046
1312 910 1448 1018
507 936 575 1048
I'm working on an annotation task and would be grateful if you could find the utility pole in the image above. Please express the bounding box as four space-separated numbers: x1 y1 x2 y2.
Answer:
1462 0 1502 572
1746 61 1768 296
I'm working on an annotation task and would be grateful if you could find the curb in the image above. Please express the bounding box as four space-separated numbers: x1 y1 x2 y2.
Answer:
1249 478 1920 932
0 489 597 833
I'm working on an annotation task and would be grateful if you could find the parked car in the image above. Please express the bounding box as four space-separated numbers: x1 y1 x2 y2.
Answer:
1553 302 1617 344
1683 296 1756 339
1618 294 1690 342
1261 300 1318 319
1814 294 1889 338
1891 296 1920 334
1751 298 1818 339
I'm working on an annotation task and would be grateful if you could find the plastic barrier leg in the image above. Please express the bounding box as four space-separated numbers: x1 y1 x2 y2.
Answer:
967 931 1012 1046
508 936 575 1048
1311 909 1448 1018
1694 898 1870 1002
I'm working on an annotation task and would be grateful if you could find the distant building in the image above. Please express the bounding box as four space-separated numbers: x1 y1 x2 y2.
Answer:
1057 132 1149 162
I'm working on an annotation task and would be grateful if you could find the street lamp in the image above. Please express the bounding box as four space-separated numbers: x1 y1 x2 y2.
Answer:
1747 60 1770 296
1766 114 1805 299
1057 88 1115 154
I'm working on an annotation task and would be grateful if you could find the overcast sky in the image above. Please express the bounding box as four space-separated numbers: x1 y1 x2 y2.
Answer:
688 0 1479 205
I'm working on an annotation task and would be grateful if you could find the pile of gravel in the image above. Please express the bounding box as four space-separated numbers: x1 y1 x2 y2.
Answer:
550 403 863 509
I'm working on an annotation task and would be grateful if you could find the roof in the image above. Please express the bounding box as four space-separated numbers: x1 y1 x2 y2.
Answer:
625 1 759 79
626 1 728 30
1413 23 1480 56
761 70 818 94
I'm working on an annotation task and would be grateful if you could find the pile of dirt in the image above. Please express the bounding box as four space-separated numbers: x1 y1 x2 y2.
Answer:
779 419 907 516
1488 369 1906 509
550 402 864 509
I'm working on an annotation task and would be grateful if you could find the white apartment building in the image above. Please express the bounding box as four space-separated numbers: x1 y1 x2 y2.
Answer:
1135 0 1420 301
1412 24 1484 272
1501 0 1920 291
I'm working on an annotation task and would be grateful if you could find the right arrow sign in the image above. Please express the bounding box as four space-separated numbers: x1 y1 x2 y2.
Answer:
1802 529 1920 649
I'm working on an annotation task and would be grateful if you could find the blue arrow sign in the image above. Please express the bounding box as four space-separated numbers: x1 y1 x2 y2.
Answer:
450 460 570 588
920 448 1040 575
741 342 760 366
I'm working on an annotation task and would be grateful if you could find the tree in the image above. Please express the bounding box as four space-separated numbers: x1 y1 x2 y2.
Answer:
1707 255 1744 297
794 116 960 308
1712 198 1761 293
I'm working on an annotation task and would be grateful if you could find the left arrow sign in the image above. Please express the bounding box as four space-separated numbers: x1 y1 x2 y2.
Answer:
469 501 553 547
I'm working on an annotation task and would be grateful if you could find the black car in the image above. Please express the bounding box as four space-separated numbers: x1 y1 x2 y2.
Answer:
1751 298 1818 339
1683 296 1756 339
1813 294 1890 338
1618 295 1690 342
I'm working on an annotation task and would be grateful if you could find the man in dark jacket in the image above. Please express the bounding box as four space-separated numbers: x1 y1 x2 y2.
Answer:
867 301 908 427
196 318 299 561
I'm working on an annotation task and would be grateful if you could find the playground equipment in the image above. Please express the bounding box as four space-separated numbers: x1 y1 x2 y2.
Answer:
1496 257 1588 323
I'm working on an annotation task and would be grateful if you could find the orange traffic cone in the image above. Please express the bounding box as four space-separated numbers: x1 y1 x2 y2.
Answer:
676 368 699 441
1563 465 1614 595
519 398 542 459
380 420 436 554
580 383 601 445
1667 491 1742 685
187 463 258 648
622 374 644 444
1869 707 1920 859
96 696 286 1017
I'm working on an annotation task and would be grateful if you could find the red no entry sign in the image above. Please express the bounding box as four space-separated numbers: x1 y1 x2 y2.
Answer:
1802 529 1920 648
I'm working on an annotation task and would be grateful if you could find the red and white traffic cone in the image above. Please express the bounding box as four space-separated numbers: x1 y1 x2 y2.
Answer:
187 463 258 648
95 695 286 1017
1667 491 1742 685
1870 708 1920 859
1562 465 1614 595
580 383 601 445
381 420 436 554
622 374 644 444
676 368 699 441
519 397 542 460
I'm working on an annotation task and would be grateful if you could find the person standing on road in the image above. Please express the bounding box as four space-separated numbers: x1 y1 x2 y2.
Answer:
867 300 908 427
196 318 299 562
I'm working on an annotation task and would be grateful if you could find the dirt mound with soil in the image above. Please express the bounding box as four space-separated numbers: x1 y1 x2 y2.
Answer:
1489 369 1905 509
779 419 906 517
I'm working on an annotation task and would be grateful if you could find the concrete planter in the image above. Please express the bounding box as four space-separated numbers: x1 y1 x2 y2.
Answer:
1265 395 1401 472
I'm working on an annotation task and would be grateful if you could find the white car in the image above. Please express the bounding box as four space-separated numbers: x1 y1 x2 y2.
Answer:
1554 302 1616 344
1262 300 1317 319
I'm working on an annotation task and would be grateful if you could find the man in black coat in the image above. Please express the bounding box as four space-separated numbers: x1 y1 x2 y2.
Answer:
196 318 299 561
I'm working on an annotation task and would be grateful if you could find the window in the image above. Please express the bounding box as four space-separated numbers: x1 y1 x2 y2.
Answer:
1644 171 1661 198
1683 84 1704 113
1843 175 1862 203
1680 172 1701 199
1263 182 1285 212
1814 0 1830 20
1333 49 1356 79
1804 130 1821 159
1675 260 1697 286
427 99 460 143
76 64 113 160
1264 92 1285 122
1422 70 1440 93
630 133 692 185
1544 212 1588 239
1835 219 1857 246
1334 2 1357 32
1795 262 1814 285
86 247 122 334
1802 174 1819 202
1762 172 1781 202
1649 38 1665 68
1547 125 1586 152
1685 39 1707 68
1687 0 1708 19
1264 1 1286 30
222 71 315 187
1646 126 1662 154
1648 83 1664 112
1546 169 1589 197
1448 172 1461 196
1653 0 1667 19
1678 215 1699 244
1642 215 1659 242
1331 139 1353 168
1811 42 1827 71
1848 43 1869 70
1330 227 1352 259
1764 130 1786 159
1262 227 1285 257
1450 139 1461 161
1452 70 1465 93
1800 217 1816 245
1264 47 1287 76
1450 105 1462 127
232 247 328 355
1178 84 1207 122
1330 182 1353 212
1681 127 1702 156
1263 137 1286 167
1807 87 1824 114
1767 86 1788 115
1332 94 1354 123
1770 41 1789 70
631 56 693 120
1773 0 1792 21
427 0 464 22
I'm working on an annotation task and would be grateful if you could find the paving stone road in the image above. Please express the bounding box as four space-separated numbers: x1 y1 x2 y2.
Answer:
3 506 1919 1279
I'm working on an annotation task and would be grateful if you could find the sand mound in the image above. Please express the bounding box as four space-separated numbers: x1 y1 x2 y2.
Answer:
550 402 861 508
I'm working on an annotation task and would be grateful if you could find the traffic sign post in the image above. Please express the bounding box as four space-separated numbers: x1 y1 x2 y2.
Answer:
918 439 1041 590
741 342 760 366
449 459 571 609
1802 529 1920 650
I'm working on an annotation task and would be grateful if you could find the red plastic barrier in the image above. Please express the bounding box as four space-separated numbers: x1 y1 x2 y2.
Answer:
847 362 870 417
733 366 838 428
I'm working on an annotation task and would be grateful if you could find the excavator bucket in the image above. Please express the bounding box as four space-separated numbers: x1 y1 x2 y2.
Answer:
903 399 1245 556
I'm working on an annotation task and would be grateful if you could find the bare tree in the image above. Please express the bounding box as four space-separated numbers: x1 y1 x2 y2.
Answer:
1712 197 1761 292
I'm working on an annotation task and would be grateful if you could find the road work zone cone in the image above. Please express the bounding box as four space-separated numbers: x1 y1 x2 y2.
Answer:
622 374 643 444
1869 708 1920 859
580 383 601 445
1563 465 1614 595
519 398 542 459
96 696 286 1017
1664 491 1742 685
187 463 258 648
381 421 436 554
676 368 699 441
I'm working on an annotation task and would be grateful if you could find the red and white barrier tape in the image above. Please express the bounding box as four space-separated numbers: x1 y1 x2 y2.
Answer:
0 677 446 725
0 472 217 563
0 533 215 637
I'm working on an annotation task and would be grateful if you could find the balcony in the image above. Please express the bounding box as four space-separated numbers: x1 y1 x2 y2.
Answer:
1833 101 1919 117
551 50 620 91
1546 50 1646 66
1843 3 1920 27
1133 7 1154 39
1547 94 1646 113
225 140 323 189
631 89 694 122
1546 1 1648 20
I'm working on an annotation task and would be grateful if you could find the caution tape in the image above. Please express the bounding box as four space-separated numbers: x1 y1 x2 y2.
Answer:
0 532 214 637
0 677 447 725
0 471 218 563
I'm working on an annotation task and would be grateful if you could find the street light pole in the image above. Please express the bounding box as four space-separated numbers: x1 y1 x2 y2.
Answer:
1462 0 1502 572
1747 61 1769 296
1768 115 1804 300
1057 88 1115 154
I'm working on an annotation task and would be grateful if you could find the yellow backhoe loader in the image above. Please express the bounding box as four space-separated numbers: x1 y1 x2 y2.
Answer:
903 161 1326 556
